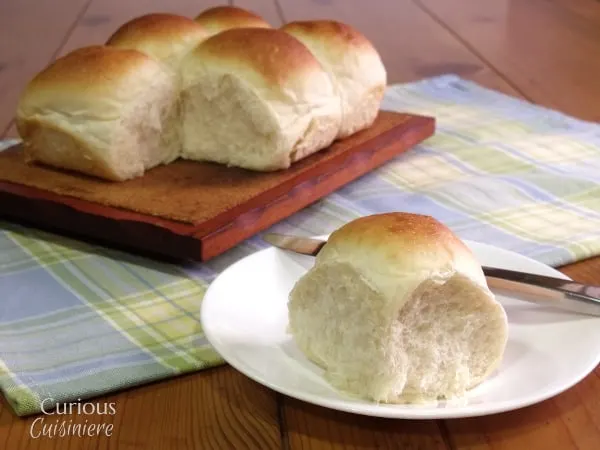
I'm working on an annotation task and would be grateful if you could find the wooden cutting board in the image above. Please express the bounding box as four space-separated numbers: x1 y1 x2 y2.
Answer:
0 111 434 261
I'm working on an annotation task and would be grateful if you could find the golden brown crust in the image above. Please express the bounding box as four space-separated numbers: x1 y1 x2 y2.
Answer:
281 20 375 53
280 20 386 139
107 13 209 47
21 46 154 93
191 28 323 85
322 212 479 278
328 212 470 253
16 45 168 131
15 44 176 182
194 6 271 30
314 212 491 301
330 212 456 244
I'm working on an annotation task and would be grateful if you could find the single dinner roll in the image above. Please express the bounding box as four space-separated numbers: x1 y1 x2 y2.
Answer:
16 46 179 181
281 20 387 138
179 28 342 171
106 13 210 71
105 13 210 157
194 6 271 37
288 213 508 403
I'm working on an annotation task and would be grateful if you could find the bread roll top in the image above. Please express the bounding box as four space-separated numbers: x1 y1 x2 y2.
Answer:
281 20 386 137
282 20 382 64
194 6 271 37
281 20 386 88
181 28 337 107
17 45 172 127
318 213 489 302
106 13 210 70
178 27 341 170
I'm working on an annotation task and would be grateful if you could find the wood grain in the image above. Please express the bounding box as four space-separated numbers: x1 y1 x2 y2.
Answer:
561 256 600 285
234 0 284 26
418 0 600 122
0 0 91 138
57 0 228 57
283 398 448 450
111 369 281 450
277 0 519 95
444 369 600 450
0 369 281 450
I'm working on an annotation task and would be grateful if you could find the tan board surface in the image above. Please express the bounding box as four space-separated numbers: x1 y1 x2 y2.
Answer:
0 110 435 261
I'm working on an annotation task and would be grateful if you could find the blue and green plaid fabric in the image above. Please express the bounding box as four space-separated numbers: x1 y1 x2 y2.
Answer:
2 74 600 416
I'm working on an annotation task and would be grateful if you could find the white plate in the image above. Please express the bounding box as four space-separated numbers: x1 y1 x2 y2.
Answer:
200 239 600 419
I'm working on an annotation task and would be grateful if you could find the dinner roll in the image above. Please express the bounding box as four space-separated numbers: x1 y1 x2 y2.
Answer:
16 46 179 181
288 213 508 403
106 13 210 71
194 6 271 37
281 20 387 138
178 28 342 171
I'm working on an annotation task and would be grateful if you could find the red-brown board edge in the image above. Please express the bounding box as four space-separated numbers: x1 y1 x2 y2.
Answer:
0 113 435 262
199 114 435 260
0 185 202 261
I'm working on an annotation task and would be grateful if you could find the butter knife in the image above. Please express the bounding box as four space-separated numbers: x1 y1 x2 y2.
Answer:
263 232 600 317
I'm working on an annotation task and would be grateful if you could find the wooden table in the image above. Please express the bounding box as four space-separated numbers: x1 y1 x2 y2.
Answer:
1 0 600 448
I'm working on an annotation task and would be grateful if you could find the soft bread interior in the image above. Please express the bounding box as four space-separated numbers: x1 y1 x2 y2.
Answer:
126 79 181 168
180 71 286 170
341 84 386 137
177 27 343 171
288 261 507 403
179 67 341 171
20 79 177 181
280 21 387 139
295 53 384 140
21 122 127 181
16 47 180 182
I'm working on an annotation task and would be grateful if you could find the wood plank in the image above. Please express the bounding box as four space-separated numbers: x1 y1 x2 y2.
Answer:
57 0 228 57
0 368 282 450
277 0 519 95
444 371 600 450
0 112 434 261
416 0 600 121
233 0 284 26
0 0 91 139
114 369 281 450
283 398 448 450
561 256 600 286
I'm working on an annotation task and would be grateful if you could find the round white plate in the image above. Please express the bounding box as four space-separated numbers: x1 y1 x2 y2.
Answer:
200 239 600 419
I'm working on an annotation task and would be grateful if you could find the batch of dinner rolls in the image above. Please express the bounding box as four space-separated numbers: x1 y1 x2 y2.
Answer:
15 6 387 181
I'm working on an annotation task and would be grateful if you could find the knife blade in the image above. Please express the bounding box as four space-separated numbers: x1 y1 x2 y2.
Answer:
263 232 600 317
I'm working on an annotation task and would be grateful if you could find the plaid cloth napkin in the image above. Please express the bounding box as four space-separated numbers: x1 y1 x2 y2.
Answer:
2 74 600 416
